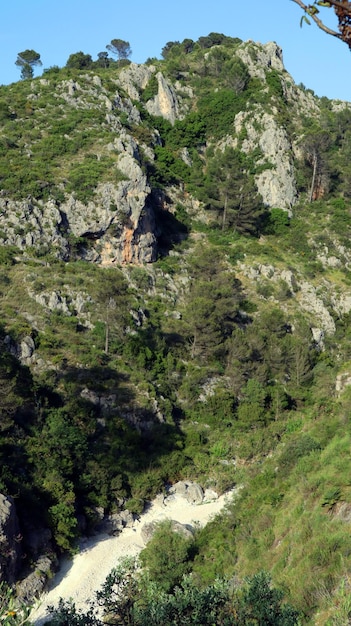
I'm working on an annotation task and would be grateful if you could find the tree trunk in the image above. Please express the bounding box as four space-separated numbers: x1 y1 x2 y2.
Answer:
309 150 318 203
222 192 228 231
104 320 109 355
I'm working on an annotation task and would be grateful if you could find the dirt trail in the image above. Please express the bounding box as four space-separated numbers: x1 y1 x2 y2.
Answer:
31 488 236 625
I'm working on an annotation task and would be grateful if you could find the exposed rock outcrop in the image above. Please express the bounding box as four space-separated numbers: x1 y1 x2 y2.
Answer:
0 494 22 584
3 334 36 366
0 198 68 256
0 156 157 265
297 281 336 336
117 63 155 100
145 72 181 124
236 41 285 79
17 555 57 604
99 510 135 536
336 371 351 395
237 261 346 344
232 109 297 210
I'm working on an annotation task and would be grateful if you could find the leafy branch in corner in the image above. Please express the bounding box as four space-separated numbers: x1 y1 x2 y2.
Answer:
291 0 351 48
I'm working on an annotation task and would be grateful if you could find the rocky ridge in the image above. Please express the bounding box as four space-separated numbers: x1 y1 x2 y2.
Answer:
1 40 344 264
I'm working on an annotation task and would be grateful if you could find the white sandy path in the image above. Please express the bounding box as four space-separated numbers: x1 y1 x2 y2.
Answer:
31 489 237 625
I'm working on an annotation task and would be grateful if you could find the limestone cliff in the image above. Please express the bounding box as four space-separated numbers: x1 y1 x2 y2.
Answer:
0 37 348 264
0 149 156 264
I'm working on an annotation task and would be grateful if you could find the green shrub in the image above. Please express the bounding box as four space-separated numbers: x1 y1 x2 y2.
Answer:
140 520 195 592
278 434 321 473
0 246 19 265
0 583 33 626
265 208 290 235
140 75 159 102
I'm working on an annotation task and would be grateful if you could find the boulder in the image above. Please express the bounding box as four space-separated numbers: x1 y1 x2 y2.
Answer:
167 481 204 504
99 510 135 535
141 519 194 544
16 555 57 603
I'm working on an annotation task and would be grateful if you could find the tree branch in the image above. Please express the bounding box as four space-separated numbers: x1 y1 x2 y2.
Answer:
291 0 344 39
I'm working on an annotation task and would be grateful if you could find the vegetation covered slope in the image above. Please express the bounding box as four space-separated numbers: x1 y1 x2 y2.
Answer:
1 33 351 624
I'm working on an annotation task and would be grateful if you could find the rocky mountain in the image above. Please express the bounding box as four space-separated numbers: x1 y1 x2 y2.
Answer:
0 38 328 262
1 34 351 623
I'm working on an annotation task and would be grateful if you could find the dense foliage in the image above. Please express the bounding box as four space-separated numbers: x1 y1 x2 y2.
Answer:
43 558 299 626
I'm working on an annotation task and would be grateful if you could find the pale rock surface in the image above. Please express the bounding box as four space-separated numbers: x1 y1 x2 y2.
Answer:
166 481 204 505
146 72 181 124
117 63 155 100
100 510 135 535
0 154 157 264
237 261 343 343
3 335 36 365
233 109 297 209
330 292 351 317
236 41 285 80
297 281 336 335
31 289 92 321
311 328 325 350
0 198 68 256
141 519 194 544
332 501 351 521
335 371 351 395
17 556 56 604
317 253 342 268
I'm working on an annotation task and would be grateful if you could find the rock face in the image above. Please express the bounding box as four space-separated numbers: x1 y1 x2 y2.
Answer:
0 38 345 264
4 335 36 365
233 109 297 210
117 63 182 124
336 371 351 395
145 72 181 124
297 281 336 336
236 41 285 79
331 501 351 522
0 157 157 265
0 494 22 584
117 63 155 100
0 198 68 256
16 556 54 603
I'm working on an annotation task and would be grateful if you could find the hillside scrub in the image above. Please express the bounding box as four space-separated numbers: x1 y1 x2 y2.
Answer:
42 559 300 626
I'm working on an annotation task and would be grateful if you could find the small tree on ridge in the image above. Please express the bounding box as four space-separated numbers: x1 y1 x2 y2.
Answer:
15 49 42 79
106 38 132 61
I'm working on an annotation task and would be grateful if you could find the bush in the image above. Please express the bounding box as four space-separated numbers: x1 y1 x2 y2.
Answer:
265 208 290 235
140 520 195 592
0 583 33 626
45 598 99 625
0 246 19 265
278 434 321 473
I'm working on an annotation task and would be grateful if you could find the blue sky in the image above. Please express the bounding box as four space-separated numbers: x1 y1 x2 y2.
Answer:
2 0 350 101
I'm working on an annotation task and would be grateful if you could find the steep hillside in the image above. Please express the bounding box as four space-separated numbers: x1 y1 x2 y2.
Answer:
1 33 351 623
